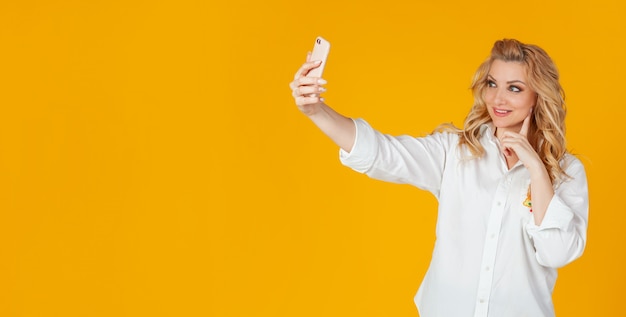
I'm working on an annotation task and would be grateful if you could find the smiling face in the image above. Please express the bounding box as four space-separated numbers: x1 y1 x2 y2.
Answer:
484 59 537 138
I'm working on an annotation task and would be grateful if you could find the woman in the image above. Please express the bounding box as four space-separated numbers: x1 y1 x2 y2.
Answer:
289 39 588 317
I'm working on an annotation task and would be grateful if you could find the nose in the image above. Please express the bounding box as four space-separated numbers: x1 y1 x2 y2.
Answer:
493 88 506 105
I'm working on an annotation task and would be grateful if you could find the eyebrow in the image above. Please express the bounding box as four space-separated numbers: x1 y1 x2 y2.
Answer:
487 75 527 86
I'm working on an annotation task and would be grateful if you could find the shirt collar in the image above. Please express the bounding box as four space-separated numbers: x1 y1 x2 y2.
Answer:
480 123 497 142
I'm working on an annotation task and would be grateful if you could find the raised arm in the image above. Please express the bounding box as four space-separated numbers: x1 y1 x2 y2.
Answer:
289 55 356 152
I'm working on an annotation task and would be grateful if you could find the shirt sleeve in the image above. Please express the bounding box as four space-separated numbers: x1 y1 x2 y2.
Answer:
339 118 452 196
525 155 589 268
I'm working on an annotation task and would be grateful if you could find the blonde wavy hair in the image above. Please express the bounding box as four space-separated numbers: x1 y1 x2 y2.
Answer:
442 39 568 184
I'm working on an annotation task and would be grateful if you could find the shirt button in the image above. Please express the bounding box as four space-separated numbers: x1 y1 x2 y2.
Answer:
479 299 485 304
497 201 502 206
490 233 496 239
485 266 490 271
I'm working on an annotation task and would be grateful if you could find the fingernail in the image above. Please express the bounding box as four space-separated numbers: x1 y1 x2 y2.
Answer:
319 87 326 92
315 60 322 64
317 79 327 84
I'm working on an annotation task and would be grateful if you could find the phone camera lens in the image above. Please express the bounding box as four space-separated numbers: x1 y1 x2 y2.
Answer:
316 39 321 44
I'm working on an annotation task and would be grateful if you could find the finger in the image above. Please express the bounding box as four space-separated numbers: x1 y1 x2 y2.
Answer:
289 76 326 90
295 95 322 107
293 60 323 80
499 135 515 157
519 108 532 137
300 85 326 95
501 131 524 140
292 85 326 98
290 79 326 95
298 76 326 86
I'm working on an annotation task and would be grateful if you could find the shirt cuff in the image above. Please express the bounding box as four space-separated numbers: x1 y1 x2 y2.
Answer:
339 118 377 173
526 194 575 233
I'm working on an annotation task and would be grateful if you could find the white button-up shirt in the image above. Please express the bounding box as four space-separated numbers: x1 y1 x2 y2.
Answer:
339 119 588 317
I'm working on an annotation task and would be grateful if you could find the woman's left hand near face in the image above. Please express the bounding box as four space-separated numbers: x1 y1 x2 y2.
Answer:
500 111 543 171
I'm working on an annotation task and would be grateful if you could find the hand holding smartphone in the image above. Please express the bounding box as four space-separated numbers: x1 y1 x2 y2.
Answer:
306 36 330 78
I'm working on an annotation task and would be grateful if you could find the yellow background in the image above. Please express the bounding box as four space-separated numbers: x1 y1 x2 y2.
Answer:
0 0 624 316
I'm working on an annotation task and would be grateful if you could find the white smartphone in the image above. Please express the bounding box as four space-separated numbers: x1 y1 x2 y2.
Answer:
306 36 330 78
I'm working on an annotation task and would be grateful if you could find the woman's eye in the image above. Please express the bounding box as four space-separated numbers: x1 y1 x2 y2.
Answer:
487 80 496 87
509 85 521 92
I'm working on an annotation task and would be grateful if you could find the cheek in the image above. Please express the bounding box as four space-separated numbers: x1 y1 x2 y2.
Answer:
483 90 495 104
518 95 535 109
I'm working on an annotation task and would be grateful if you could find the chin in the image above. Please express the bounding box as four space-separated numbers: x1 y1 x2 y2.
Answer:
491 118 515 129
